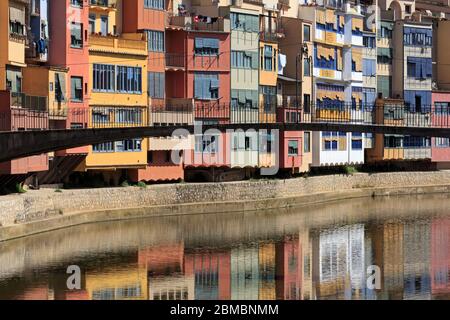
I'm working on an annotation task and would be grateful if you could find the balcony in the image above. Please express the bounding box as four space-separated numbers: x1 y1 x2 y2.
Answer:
259 28 286 42
10 92 48 112
89 0 117 10
0 91 49 132
167 15 230 33
89 33 147 56
150 99 195 126
165 53 185 71
278 0 291 9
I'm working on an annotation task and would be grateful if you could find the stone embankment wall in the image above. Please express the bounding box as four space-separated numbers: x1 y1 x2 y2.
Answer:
1 171 450 231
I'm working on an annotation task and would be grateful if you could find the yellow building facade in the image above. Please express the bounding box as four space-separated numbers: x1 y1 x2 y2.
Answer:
0 0 28 91
77 3 149 177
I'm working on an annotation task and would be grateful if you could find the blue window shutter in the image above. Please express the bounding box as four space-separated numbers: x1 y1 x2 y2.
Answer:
211 38 219 50
159 73 165 98
194 75 202 98
202 77 210 99
195 38 204 49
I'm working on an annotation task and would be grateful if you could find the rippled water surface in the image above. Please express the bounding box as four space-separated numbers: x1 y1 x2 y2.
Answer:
0 194 449 300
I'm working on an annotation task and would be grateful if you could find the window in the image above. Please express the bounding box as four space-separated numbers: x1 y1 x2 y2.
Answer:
230 13 259 32
261 85 276 112
231 89 258 109
435 137 450 148
288 140 299 156
260 133 273 153
147 30 164 52
322 131 346 151
70 22 83 48
304 58 311 76
115 108 142 124
405 5 411 14
384 135 403 148
148 72 165 98
304 132 311 153
195 38 219 56
362 59 376 77
195 135 218 153
303 25 311 42
435 102 450 115
115 139 142 152
304 94 311 113
144 0 164 10
363 36 375 48
70 0 83 7
403 27 432 47
100 16 108 36
351 133 363 150
116 66 142 93
407 61 416 78
93 142 114 153
406 57 432 79
403 136 431 148
71 76 83 102
194 73 219 100
231 51 257 69
377 48 393 64
263 45 273 71
55 72 66 102
89 14 96 34
92 108 110 124
93 64 115 92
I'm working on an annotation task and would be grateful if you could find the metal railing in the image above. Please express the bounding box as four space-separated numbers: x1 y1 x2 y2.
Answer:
1 103 450 133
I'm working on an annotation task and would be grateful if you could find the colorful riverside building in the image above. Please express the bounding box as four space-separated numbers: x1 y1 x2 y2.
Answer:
425 19 450 169
122 0 192 182
0 0 49 186
299 1 369 167
71 0 149 185
278 12 313 174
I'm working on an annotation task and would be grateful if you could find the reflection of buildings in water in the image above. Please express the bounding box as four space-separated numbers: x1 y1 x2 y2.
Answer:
371 221 405 300
299 230 314 300
85 265 148 300
231 246 259 300
18 286 54 300
138 243 194 301
184 251 231 300
431 218 450 298
403 220 431 300
258 243 276 300
313 224 365 299
148 274 194 301
275 236 302 300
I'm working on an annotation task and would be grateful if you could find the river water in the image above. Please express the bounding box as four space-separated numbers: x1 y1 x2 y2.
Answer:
0 194 449 300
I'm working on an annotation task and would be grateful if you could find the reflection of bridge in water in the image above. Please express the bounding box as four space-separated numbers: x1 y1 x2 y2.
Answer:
2 102 450 163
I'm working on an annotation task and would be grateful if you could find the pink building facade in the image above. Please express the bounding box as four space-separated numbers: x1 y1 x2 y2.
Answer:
431 91 450 167
277 107 303 172
48 0 89 154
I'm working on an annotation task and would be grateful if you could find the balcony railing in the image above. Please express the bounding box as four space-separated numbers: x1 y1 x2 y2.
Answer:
89 0 117 8
89 33 147 54
11 92 48 112
165 53 185 69
167 15 230 33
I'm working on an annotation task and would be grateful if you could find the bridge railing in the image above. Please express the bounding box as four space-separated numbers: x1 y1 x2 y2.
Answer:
1 103 450 132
